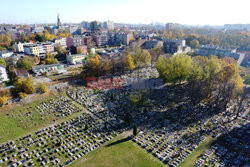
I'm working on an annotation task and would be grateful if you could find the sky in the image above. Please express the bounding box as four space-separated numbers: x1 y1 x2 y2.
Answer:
0 0 249 25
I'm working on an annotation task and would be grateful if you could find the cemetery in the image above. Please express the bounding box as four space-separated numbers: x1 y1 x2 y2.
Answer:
0 67 249 167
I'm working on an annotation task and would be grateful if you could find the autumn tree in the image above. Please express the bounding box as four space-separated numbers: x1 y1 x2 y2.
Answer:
40 82 48 93
190 39 200 48
0 95 8 106
156 53 193 85
0 58 7 67
41 53 58 64
22 76 35 94
126 54 135 71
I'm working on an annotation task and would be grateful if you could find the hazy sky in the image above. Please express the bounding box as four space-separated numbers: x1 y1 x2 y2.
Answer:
0 0 249 25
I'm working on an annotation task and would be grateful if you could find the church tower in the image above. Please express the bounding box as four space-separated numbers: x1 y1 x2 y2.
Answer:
57 13 62 28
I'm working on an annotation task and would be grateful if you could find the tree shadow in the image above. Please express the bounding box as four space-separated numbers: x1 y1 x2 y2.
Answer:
105 137 131 147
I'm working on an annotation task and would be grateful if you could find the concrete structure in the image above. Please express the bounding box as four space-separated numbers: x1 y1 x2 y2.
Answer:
93 35 109 46
197 45 241 60
14 42 24 52
66 36 83 48
42 42 54 53
54 38 67 48
142 40 163 50
163 39 186 54
0 65 8 83
90 21 101 31
0 50 13 58
66 53 86 65
103 21 114 30
114 32 133 45
32 64 64 75
23 44 39 56
70 45 87 55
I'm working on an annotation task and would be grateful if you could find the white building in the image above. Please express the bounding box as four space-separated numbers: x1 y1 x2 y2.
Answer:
38 45 46 54
14 42 24 52
0 50 13 58
54 38 67 48
0 65 9 83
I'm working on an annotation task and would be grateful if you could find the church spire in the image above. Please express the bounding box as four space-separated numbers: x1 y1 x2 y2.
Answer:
57 13 61 28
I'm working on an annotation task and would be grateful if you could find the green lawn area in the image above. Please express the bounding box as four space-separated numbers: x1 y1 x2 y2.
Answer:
179 137 214 167
70 134 164 167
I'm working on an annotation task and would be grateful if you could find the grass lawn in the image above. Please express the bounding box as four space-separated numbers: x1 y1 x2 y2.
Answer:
70 134 164 167
178 137 214 167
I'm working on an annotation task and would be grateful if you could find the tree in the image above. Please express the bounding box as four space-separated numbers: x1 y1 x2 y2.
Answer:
190 39 200 48
12 45 16 52
17 56 35 70
41 53 58 64
124 111 133 125
4 33 12 48
85 124 88 130
18 92 28 99
40 82 48 93
0 95 8 106
126 54 135 71
156 53 193 85
133 124 138 136
0 58 6 67
23 76 35 94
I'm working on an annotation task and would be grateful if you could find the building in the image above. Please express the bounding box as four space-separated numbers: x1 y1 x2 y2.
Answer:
165 23 182 30
14 42 24 52
81 21 91 29
163 39 186 54
90 21 101 31
66 53 86 65
114 32 133 45
70 45 87 55
93 35 109 46
57 13 62 29
38 45 45 54
0 50 13 58
82 36 93 46
66 36 83 48
23 44 39 56
13 68 29 78
0 65 8 83
103 21 114 30
142 40 163 50
197 45 241 60
32 64 65 75
42 42 54 53
54 38 67 48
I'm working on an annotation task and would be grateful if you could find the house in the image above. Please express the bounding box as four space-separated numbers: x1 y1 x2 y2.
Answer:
0 50 13 58
66 53 86 65
13 68 29 78
32 64 65 75
0 65 9 83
